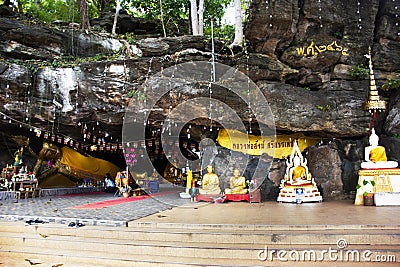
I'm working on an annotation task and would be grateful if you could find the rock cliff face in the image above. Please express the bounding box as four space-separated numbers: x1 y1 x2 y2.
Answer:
0 1 399 199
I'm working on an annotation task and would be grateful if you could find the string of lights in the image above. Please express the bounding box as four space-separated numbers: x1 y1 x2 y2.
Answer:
394 0 400 36
357 0 363 31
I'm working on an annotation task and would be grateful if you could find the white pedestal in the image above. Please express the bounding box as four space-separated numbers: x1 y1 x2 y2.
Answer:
355 168 400 205
374 192 400 206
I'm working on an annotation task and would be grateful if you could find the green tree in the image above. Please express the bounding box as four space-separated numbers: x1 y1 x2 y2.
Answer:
1 0 233 38
8 0 98 25
127 0 230 36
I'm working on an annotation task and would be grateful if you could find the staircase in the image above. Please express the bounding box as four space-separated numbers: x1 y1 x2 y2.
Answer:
0 221 399 266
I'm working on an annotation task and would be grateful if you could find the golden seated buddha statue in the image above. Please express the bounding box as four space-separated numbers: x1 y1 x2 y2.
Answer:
277 140 322 203
225 169 248 194
198 165 221 195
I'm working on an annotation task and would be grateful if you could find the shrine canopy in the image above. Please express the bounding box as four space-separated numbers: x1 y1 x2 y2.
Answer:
217 129 319 159
60 146 121 180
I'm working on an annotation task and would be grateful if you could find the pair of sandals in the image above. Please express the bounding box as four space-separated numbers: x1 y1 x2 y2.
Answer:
68 222 85 228
25 219 44 225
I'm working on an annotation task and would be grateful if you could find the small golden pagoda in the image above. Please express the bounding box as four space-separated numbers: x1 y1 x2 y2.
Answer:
363 47 386 113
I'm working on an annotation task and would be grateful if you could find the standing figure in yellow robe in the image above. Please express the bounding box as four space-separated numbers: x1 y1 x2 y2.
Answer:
199 165 221 194
225 168 248 194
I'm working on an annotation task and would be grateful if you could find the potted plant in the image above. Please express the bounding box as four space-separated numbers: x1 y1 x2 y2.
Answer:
356 179 376 206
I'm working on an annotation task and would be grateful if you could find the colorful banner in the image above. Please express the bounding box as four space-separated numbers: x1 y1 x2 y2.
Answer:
216 129 319 158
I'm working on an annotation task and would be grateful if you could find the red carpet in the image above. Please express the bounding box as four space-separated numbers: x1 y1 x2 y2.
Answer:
69 191 177 209
58 191 106 197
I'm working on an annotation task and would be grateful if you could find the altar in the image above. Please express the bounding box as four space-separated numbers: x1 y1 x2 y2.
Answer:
225 193 250 202
355 168 400 205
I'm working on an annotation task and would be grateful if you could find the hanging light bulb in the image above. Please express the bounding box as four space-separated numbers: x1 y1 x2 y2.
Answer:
357 0 362 30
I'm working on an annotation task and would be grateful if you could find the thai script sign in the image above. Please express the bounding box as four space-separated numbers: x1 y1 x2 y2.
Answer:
296 41 349 57
217 129 319 158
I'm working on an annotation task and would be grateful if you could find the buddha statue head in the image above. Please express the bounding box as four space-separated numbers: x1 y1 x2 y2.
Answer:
206 164 214 173
369 128 379 147
293 155 301 166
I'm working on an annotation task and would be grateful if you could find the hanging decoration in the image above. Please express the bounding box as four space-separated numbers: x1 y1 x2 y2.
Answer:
394 0 400 36
5 80 10 99
265 0 273 28
363 47 386 113
0 110 124 154
209 20 216 132
356 0 362 31
24 82 32 127
75 75 79 113
363 47 386 135
143 57 153 126
245 45 252 134
317 0 323 28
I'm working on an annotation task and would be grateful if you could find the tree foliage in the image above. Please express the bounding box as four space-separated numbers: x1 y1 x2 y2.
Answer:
1 0 234 38
127 0 231 36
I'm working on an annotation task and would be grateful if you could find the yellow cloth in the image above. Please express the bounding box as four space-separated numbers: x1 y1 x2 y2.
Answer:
216 129 319 158
60 146 120 179
369 147 387 162
293 166 307 181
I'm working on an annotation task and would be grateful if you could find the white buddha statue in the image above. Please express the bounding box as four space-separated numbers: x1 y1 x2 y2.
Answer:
361 128 398 169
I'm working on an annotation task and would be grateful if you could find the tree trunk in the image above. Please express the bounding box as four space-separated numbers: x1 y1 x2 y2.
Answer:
231 0 243 46
159 0 167 37
197 0 205 36
190 0 199 35
78 0 91 32
111 0 121 35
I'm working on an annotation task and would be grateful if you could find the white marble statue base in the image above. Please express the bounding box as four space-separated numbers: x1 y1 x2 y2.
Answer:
374 192 400 206
361 161 398 169
277 186 322 203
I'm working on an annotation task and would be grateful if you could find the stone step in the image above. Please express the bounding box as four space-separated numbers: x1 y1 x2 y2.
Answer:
1 242 399 267
128 221 400 231
1 222 399 246
1 221 400 266
1 229 400 262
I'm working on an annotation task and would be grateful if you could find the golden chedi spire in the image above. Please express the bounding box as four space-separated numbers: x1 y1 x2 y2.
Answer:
363 46 386 113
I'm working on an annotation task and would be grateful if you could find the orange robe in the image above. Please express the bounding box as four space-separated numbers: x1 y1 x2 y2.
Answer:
369 147 387 162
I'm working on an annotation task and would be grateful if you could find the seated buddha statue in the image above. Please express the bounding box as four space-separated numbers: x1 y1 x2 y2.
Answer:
198 165 221 195
361 128 398 169
290 156 308 183
225 169 248 194
277 140 322 203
